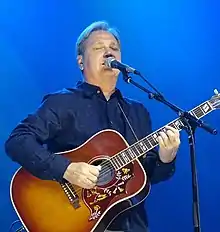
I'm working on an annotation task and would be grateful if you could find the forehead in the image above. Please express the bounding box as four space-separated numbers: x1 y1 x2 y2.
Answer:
86 30 119 45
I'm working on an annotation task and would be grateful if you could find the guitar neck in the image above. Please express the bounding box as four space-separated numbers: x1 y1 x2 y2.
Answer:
110 100 214 170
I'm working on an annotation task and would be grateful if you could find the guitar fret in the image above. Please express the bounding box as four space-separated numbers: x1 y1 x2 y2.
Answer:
143 138 152 150
190 110 198 118
148 135 157 146
157 127 166 135
168 122 177 130
117 154 125 166
200 102 213 115
173 119 184 130
112 156 120 169
110 98 216 170
152 133 159 144
192 108 204 118
135 143 143 154
192 102 213 118
130 146 139 157
139 141 148 152
121 151 130 163
193 108 202 114
125 150 132 161
115 155 123 167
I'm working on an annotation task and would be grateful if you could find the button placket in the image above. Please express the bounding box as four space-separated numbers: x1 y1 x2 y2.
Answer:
106 100 113 128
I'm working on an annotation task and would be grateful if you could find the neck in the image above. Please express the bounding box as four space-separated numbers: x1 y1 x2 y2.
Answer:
103 89 115 101
85 78 117 100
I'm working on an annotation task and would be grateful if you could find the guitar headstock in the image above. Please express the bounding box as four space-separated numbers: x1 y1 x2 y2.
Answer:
209 89 220 109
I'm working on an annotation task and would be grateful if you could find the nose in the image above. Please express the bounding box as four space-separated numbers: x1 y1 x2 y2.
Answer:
103 51 115 59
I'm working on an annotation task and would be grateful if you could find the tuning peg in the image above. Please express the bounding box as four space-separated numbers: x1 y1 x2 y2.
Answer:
214 89 219 95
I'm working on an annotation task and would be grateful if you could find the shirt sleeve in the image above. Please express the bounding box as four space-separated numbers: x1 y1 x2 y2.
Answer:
4 94 71 182
138 104 176 185
142 148 176 184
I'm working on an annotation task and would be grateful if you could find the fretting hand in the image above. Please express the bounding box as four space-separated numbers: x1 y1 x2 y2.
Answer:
157 126 180 163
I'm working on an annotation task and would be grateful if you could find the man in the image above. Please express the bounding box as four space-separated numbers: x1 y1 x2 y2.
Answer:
5 21 180 232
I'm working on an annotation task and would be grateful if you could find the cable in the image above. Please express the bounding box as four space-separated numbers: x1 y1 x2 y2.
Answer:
9 220 20 231
9 220 25 232
16 226 25 232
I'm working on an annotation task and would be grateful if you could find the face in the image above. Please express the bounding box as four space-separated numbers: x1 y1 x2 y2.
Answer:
77 30 121 84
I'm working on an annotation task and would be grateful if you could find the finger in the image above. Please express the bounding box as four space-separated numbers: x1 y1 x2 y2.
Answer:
86 173 98 183
88 165 100 177
159 132 170 147
81 183 94 189
166 129 181 147
158 135 166 148
166 130 176 143
165 126 179 136
83 177 95 186
78 177 95 189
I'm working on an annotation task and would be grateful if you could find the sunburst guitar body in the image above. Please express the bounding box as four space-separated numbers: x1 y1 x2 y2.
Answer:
11 130 150 232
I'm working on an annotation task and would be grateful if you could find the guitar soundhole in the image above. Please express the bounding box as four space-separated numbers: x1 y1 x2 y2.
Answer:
91 158 115 186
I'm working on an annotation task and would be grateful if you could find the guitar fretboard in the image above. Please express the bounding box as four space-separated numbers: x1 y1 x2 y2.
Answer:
110 100 214 170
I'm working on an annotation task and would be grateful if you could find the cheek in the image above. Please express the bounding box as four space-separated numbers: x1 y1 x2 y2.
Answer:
115 52 121 62
85 54 99 69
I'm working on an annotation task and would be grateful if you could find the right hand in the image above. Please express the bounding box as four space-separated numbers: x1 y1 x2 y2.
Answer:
63 162 100 189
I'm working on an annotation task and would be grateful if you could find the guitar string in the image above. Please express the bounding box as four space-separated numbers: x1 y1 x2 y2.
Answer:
65 121 184 196
73 105 204 186
69 123 177 196
88 120 180 175
65 159 132 197
63 105 209 196
65 127 176 196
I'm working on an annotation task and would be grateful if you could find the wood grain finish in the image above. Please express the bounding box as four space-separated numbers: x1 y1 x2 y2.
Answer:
11 129 150 232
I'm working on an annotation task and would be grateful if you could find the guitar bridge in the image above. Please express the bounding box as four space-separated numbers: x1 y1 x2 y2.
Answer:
60 182 80 209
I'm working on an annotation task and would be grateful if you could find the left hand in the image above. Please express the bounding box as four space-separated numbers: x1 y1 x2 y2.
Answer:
158 125 180 163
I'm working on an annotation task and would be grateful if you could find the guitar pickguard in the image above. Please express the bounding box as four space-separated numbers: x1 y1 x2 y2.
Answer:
82 164 134 221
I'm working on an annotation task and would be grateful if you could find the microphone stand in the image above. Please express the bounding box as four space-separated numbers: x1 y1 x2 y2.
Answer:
121 71 217 232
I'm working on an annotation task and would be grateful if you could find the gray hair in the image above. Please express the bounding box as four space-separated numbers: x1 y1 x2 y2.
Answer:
76 20 120 56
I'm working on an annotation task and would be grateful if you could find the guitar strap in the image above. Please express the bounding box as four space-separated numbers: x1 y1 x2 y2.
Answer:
117 101 148 161
117 101 150 229
117 101 139 143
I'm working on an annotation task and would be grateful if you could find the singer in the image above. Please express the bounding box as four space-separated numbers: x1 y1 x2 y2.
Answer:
5 21 180 232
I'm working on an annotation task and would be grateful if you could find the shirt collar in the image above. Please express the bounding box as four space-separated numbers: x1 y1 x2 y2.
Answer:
76 81 124 100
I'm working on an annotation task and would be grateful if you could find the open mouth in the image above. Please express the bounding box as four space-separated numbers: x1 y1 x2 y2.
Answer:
103 54 115 62
102 56 115 67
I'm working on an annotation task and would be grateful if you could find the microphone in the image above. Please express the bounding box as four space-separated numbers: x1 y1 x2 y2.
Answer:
104 57 141 75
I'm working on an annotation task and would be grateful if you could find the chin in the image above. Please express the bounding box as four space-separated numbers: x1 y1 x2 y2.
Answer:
103 71 118 79
102 67 119 76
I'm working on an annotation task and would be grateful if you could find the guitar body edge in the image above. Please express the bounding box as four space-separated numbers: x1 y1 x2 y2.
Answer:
10 168 30 232
10 129 151 232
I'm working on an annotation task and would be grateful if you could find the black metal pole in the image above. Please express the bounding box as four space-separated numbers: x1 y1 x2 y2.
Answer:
188 128 201 232
121 71 217 232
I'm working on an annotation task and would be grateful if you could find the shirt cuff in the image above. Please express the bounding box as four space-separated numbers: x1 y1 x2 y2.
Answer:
156 157 176 176
48 154 72 182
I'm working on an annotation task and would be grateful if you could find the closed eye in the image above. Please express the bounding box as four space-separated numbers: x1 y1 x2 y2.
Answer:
93 46 104 50
111 47 120 51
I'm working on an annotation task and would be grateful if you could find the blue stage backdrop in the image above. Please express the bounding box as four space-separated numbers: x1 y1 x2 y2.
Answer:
1 0 219 231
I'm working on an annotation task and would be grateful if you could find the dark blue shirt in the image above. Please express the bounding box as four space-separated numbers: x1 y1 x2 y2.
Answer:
5 81 175 231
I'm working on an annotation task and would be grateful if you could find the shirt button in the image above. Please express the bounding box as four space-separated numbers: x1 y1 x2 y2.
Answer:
97 90 101 94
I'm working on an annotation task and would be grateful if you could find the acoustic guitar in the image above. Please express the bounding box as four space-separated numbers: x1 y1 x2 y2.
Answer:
10 91 220 232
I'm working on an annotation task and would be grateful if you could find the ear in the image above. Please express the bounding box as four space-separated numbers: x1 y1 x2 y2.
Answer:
77 55 84 70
